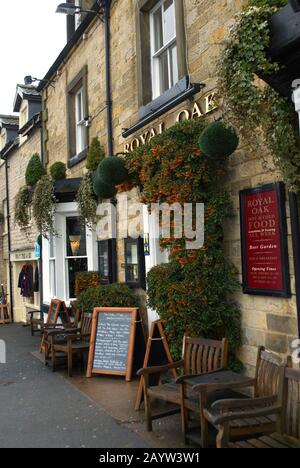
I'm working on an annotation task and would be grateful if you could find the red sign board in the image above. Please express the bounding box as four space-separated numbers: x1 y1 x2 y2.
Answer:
240 183 290 297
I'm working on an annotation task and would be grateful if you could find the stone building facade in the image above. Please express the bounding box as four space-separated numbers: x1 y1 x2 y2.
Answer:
1 0 295 370
0 87 42 322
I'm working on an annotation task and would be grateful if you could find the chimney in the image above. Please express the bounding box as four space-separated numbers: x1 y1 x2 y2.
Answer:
67 0 75 42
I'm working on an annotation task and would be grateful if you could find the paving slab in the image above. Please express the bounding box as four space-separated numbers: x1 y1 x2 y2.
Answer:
0 324 148 448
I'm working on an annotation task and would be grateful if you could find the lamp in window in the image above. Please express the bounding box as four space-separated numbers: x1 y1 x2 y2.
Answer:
69 235 81 256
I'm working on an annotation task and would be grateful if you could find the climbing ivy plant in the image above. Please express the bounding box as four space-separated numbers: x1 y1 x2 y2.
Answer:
218 0 300 190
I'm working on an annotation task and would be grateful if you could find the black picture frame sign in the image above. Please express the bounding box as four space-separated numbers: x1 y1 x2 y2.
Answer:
239 182 291 298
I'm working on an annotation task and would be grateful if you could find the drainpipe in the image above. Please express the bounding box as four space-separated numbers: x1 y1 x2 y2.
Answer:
39 115 44 320
103 0 114 156
3 156 14 322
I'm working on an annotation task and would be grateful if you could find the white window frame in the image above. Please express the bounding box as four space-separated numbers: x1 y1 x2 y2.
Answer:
75 87 86 155
49 235 56 298
150 0 178 99
42 203 98 306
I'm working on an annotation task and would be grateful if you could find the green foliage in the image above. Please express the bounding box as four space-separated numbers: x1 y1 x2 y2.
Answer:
50 162 66 181
77 283 140 314
218 3 300 190
147 240 241 361
76 173 98 227
248 0 287 7
124 118 242 363
198 121 239 160
32 175 56 238
86 137 106 172
93 175 117 199
25 154 46 187
75 271 100 297
97 156 128 186
14 187 32 229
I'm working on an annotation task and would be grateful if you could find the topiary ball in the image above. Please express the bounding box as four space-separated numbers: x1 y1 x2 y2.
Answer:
93 175 117 199
50 162 66 181
25 154 46 186
198 121 239 160
97 156 128 185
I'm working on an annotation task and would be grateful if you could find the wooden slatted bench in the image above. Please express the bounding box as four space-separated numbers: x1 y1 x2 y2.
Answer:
209 365 300 448
137 337 229 432
229 433 300 449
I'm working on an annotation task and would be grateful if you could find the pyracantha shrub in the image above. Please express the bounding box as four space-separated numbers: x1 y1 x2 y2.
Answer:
123 118 242 367
75 271 100 297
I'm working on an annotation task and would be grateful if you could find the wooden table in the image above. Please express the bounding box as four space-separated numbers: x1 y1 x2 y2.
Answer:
0 304 11 324
180 370 255 448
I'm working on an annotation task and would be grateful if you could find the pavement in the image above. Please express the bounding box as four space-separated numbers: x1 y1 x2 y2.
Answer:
0 324 188 449
0 324 148 448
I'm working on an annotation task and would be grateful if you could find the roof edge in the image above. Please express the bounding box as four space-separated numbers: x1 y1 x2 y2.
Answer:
37 1 101 92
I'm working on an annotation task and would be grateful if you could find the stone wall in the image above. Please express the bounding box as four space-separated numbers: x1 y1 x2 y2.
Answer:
43 0 299 369
0 160 7 288
8 129 40 251
6 128 41 322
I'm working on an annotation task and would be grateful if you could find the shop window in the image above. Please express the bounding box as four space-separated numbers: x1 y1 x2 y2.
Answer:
136 0 187 108
67 66 89 168
66 216 88 299
98 239 117 284
124 237 146 289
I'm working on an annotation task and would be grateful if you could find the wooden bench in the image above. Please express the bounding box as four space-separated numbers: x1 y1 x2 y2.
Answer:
137 337 228 431
28 299 70 337
205 356 300 448
203 347 286 447
44 311 92 377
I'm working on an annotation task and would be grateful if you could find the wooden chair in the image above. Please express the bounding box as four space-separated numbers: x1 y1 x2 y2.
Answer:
44 311 92 377
209 364 300 448
0 303 11 324
137 336 228 432
203 346 286 447
28 299 70 336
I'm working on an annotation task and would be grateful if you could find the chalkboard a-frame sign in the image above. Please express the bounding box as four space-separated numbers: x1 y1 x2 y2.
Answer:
87 308 140 381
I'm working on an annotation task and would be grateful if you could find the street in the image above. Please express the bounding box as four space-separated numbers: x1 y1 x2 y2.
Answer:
0 324 147 448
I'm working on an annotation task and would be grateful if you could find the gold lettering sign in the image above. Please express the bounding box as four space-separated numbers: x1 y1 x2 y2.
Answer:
124 92 217 153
